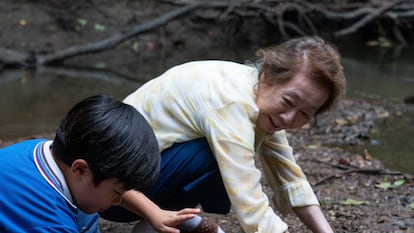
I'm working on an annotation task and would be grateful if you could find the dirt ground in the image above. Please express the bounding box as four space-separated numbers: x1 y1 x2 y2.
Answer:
0 1 413 233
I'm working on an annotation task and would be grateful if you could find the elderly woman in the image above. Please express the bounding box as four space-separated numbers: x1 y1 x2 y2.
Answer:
100 36 346 233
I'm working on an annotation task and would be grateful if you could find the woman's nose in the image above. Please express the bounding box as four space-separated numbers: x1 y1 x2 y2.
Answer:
280 111 296 128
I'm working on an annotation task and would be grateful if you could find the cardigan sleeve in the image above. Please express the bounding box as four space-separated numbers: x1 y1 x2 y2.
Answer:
204 102 289 233
257 131 319 215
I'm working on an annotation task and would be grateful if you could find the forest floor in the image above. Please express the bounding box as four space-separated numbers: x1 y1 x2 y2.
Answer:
0 1 413 233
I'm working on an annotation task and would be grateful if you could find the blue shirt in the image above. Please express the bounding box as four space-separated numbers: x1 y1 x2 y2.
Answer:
0 139 78 232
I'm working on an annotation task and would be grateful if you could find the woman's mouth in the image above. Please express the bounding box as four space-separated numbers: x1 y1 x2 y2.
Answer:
270 117 278 127
269 116 282 131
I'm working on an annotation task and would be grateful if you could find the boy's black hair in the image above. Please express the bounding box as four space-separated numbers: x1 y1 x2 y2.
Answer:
51 95 160 192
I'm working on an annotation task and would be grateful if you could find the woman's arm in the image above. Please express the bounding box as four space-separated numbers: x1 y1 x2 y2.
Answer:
293 205 333 233
120 190 201 233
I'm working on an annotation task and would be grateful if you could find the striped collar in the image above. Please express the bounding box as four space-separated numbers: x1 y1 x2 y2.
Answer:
33 140 76 209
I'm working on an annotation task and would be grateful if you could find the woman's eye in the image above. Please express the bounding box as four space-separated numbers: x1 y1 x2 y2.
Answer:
283 98 293 106
301 111 311 119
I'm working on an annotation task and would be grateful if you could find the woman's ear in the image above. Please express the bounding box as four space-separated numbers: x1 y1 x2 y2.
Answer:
259 71 266 82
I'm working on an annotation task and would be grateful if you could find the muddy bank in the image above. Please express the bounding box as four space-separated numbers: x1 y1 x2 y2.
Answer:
0 1 413 232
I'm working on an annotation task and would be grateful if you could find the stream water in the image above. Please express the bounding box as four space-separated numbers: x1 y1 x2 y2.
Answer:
0 44 413 174
339 44 414 175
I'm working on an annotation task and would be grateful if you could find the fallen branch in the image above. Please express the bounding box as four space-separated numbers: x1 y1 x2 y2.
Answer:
0 3 203 68
0 48 33 68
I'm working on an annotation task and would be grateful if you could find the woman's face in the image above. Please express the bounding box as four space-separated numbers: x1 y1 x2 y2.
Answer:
256 73 329 134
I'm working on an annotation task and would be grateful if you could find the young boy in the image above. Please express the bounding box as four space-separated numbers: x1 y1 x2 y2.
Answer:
0 95 161 232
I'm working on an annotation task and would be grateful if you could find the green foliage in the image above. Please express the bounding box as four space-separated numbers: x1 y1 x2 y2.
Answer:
377 37 393 47
77 18 88 26
131 41 140 53
374 176 406 190
410 203 414 210
340 198 369 206
94 23 106 31
94 62 106 69
322 197 333 206
76 19 105 32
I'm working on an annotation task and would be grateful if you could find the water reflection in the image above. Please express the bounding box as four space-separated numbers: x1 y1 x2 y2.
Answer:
358 106 414 175
0 44 413 174
341 44 414 100
0 67 140 140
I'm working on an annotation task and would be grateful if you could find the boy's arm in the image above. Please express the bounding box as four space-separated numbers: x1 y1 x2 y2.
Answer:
120 190 200 233
293 205 334 233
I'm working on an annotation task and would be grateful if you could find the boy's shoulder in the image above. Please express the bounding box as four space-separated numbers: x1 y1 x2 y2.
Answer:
1 138 47 149
0 139 48 156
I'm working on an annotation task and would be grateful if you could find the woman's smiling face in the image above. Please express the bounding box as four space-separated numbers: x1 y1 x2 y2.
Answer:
256 73 329 134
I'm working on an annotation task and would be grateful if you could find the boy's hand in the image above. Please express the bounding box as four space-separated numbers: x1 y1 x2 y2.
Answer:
120 191 201 233
149 208 201 233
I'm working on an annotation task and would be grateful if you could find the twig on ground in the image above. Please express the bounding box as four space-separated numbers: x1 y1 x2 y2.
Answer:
309 158 406 186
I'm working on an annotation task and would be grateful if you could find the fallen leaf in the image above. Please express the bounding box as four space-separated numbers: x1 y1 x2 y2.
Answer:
374 177 405 190
131 41 140 53
392 179 405 187
340 198 369 206
335 118 347 125
94 62 106 69
19 19 27 26
94 23 106 31
375 181 392 190
363 148 374 161
307 144 319 149
146 41 155 51
77 18 88 26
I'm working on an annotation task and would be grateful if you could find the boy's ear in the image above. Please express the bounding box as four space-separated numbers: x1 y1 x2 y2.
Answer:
71 159 90 177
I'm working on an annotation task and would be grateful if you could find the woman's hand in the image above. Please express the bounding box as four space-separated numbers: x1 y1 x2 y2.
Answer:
293 205 333 233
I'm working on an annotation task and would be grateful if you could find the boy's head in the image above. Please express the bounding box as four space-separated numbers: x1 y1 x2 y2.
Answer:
51 95 160 193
